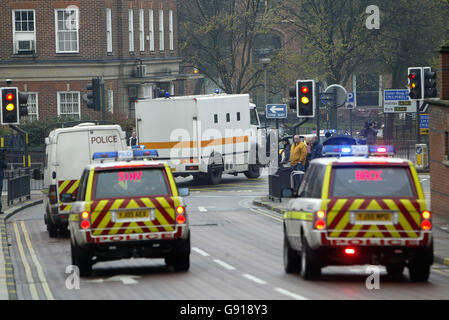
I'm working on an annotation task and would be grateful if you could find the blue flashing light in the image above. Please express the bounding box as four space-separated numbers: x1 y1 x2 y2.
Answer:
322 145 395 157
133 149 159 157
215 89 220 94
165 92 170 98
341 147 352 154
92 152 118 160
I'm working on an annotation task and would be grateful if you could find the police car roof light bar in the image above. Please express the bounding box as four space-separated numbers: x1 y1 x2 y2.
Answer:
92 149 159 161
322 145 395 157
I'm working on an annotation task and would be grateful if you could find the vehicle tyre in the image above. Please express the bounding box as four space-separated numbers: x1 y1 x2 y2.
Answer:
71 240 93 277
284 234 301 274
166 235 191 272
408 261 430 282
47 217 58 238
244 164 261 179
300 235 321 280
386 263 405 278
208 166 223 185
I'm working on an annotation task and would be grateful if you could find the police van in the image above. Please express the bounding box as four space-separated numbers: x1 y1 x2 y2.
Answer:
43 123 127 237
283 145 433 281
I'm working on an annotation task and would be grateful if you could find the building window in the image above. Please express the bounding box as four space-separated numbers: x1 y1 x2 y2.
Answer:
107 90 114 114
55 8 79 53
214 114 218 124
159 10 164 51
12 10 36 54
237 112 241 121
25 92 38 121
149 9 155 52
106 8 112 53
169 10 174 51
143 84 153 98
128 9 134 52
139 9 145 52
57 92 80 119
226 113 230 122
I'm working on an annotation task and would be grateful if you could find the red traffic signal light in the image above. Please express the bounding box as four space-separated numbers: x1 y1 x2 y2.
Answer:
6 93 14 101
407 67 423 100
1 87 19 124
301 86 309 94
296 80 315 118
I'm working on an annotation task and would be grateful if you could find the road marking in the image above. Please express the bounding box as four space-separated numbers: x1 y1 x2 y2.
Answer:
19 221 55 300
12 222 39 300
213 259 236 271
242 273 267 285
431 269 449 277
275 287 309 300
192 247 210 257
198 207 208 212
249 207 283 222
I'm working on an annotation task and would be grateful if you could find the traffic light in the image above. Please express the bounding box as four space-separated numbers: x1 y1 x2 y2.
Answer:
19 92 29 117
288 86 296 110
83 78 101 111
296 80 315 117
423 67 437 98
1 87 19 125
408 67 423 100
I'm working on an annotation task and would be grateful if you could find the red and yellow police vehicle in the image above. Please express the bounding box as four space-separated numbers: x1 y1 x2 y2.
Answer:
66 149 190 276
283 145 433 281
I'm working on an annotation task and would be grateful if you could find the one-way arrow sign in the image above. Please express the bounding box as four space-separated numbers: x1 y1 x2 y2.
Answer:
419 101 429 113
266 104 287 119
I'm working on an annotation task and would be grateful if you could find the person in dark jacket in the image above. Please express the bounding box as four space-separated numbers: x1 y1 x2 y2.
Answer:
310 136 323 160
8 129 23 168
365 121 378 145
280 137 291 165
0 150 7 214
128 130 138 147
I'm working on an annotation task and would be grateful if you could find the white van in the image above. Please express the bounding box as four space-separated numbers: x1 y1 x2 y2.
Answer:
42 123 127 237
135 94 264 184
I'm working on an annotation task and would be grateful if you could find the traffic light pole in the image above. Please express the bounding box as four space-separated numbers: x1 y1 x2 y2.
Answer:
100 78 106 121
316 81 321 139
8 124 29 168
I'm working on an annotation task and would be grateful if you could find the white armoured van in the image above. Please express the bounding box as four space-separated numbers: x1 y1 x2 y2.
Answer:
42 123 127 237
135 94 263 184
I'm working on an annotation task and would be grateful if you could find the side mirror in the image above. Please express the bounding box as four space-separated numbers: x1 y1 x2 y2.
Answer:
178 188 190 197
61 193 76 203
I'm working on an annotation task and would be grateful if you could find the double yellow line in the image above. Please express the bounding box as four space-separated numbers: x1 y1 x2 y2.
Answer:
12 221 54 300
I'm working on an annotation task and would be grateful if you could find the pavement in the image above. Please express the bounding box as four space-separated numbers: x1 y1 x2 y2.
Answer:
0 191 43 300
252 196 449 267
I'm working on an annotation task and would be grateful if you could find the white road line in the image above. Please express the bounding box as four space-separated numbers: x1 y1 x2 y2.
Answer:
198 207 208 212
12 222 39 300
242 273 267 285
20 221 55 300
213 259 236 271
192 247 210 257
275 288 309 300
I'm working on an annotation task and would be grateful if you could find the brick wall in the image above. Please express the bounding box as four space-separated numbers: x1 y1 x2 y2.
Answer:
429 45 449 216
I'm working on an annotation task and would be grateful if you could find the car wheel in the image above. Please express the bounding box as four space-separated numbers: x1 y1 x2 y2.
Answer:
244 164 261 179
300 235 321 280
166 234 191 272
71 240 92 277
208 166 223 185
47 218 58 238
284 234 301 274
408 261 430 282
386 263 405 278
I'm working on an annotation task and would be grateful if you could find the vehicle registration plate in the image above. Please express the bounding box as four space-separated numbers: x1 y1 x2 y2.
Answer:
114 209 154 222
355 212 392 222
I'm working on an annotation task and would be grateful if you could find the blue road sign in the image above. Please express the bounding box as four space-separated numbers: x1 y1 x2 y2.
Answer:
347 92 355 103
266 104 287 119
419 114 429 129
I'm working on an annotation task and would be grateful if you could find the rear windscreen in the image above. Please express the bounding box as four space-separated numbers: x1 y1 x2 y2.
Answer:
93 168 170 199
330 166 415 198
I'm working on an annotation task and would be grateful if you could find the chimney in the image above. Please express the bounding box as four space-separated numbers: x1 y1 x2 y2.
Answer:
440 45 449 100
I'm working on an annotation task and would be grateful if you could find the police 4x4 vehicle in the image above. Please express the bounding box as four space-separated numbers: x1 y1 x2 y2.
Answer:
65 149 190 276
283 145 433 281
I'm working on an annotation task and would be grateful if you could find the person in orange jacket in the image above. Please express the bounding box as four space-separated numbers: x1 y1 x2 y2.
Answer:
290 135 307 194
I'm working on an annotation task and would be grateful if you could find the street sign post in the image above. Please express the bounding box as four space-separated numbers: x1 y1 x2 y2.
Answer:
266 104 287 119
419 113 429 135
384 89 416 113
346 91 355 135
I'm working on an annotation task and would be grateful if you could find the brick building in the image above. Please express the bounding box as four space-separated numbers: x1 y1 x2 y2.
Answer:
0 0 202 122
428 45 449 217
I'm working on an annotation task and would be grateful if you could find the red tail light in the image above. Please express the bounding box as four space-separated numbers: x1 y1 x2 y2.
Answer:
176 214 186 224
81 220 90 229
315 219 326 230
421 210 431 220
345 248 356 255
421 220 431 231
49 185 58 204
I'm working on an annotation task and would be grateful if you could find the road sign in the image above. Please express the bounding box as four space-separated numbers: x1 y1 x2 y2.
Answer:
419 113 429 135
384 89 416 113
346 91 355 109
419 101 429 113
266 104 287 119
324 85 347 108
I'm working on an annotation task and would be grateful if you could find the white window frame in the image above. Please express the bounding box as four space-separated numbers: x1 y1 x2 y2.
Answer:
106 8 113 53
107 90 114 114
54 8 79 54
159 9 164 51
12 9 37 54
149 9 155 52
169 10 174 51
25 92 39 121
128 9 134 52
57 91 81 119
139 9 145 52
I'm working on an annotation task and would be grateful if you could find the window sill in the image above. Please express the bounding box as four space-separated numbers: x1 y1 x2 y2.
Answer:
12 53 37 58
55 53 80 57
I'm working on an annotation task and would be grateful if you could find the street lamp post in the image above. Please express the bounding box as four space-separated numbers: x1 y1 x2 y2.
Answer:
260 58 271 127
